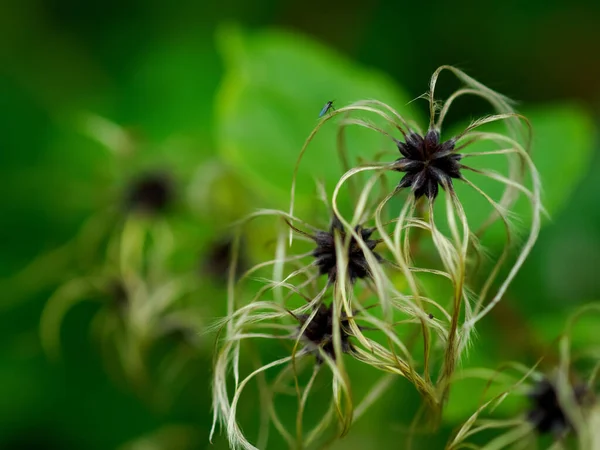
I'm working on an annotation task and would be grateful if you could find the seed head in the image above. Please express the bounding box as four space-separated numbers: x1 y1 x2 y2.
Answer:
312 216 382 283
106 280 128 312
297 302 353 362
394 129 462 200
126 172 174 214
201 235 247 284
527 378 589 435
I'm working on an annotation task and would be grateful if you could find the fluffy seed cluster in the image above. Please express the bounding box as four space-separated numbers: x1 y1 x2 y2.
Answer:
312 216 382 283
297 303 353 362
394 130 462 200
212 66 546 450
449 304 600 450
527 378 589 435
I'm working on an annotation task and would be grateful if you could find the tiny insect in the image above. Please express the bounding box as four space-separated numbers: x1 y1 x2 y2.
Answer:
428 313 434 319
318 100 335 118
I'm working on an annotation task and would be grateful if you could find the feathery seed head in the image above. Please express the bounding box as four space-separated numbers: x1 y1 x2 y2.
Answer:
394 130 462 200
297 302 353 362
312 216 382 283
527 377 590 436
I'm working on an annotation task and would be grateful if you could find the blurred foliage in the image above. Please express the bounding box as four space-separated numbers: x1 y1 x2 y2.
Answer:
449 103 595 247
215 26 417 208
1 0 600 449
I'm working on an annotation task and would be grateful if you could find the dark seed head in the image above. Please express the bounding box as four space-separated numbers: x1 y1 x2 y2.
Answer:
312 216 382 283
106 280 128 311
526 378 589 436
394 129 462 200
297 303 353 362
126 172 174 214
200 235 247 284
159 319 200 347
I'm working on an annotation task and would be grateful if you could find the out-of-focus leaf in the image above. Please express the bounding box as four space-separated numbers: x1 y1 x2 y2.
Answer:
124 36 221 146
117 425 200 450
527 105 595 216
443 342 528 424
530 305 600 348
215 26 417 210
448 103 595 247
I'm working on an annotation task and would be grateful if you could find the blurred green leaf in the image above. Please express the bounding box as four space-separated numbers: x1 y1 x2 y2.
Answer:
450 103 595 246
526 104 595 216
124 36 222 145
443 339 530 424
530 305 600 348
215 26 417 210
444 373 525 425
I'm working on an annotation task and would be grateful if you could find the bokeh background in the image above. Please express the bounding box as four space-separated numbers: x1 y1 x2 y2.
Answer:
2 0 600 449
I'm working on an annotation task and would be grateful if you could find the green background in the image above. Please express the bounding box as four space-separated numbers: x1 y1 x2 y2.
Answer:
1 0 599 448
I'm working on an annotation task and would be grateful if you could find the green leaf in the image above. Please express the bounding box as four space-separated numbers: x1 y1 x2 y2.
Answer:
443 340 529 424
530 304 600 347
526 104 595 216
215 26 417 211
449 103 595 246
124 36 222 146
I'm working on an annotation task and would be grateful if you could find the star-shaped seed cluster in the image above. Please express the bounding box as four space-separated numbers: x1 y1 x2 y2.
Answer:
312 217 382 283
394 129 462 200
297 303 353 362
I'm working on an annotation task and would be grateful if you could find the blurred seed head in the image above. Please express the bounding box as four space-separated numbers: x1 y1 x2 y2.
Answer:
126 171 174 214
527 377 590 436
106 280 128 312
200 235 247 284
